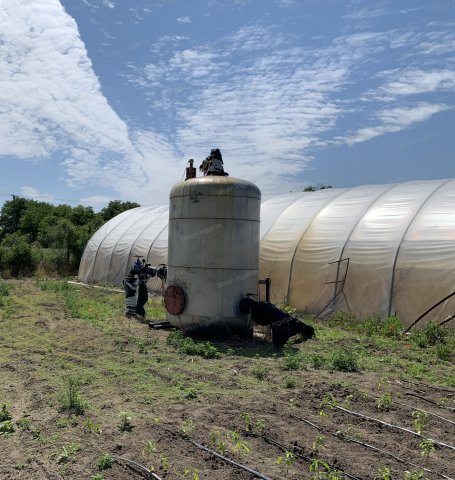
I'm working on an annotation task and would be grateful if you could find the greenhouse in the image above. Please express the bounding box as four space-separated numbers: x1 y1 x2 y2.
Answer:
78 178 455 328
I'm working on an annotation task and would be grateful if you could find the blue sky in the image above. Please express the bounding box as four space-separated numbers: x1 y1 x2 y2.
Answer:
0 0 454 208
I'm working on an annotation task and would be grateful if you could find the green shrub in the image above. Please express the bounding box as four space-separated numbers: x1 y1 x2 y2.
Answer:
167 331 220 359
59 377 86 415
0 404 12 422
97 453 113 471
280 353 301 370
0 282 11 298
411 321 447 348
436 342 453 362
310 353 326 369
252 365 269 380
0 420 15 434
331 348 359 372
0 233 35 276
381 316 402 337
327 311 357 329
361 314 383 337
118 412 133 432
284 376 297 389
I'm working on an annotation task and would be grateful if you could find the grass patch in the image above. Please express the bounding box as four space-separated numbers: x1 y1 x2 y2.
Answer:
167 331 220 359
330 348 359 372
59 377 86 415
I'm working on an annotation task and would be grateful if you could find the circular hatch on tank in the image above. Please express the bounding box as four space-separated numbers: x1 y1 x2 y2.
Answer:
164 285 186 315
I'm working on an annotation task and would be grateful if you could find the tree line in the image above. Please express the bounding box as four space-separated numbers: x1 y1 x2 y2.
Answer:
0 197 139 276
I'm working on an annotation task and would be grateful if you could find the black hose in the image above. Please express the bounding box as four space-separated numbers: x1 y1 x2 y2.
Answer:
112 455 162 480
404 290 455 333
187 439 273 480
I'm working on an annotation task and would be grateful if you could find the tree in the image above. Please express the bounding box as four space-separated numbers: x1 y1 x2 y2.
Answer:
303 184 333 192
0 196 28 239
100 200 140 222
0 232 35 275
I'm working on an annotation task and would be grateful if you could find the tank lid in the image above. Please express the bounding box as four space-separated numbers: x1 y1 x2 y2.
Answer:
170 176 261 200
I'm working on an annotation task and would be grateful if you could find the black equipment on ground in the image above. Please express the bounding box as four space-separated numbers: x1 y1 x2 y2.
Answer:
124 258 167 320
239 297 315 349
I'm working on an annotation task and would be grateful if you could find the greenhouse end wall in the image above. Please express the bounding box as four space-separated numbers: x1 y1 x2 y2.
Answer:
78 179 455 328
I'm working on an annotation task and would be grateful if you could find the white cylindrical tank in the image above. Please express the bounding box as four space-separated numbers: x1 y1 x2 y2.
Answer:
165 176 261 336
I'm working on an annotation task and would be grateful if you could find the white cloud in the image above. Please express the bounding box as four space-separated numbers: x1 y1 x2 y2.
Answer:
343 103 451 146
343 7 388 21
127 20 455 193
177 16 191 24
20 186 55 203
377 69 455 99
0 0 183 204
2 1 454 204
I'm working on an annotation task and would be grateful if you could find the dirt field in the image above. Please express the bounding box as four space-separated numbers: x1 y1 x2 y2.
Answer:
0 280 454 480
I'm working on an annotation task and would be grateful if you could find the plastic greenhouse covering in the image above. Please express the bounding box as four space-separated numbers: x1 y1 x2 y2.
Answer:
78 179 455 328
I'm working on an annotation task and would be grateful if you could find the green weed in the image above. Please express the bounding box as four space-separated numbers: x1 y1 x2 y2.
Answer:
285 376 297 388
240 412 252 432
276 451 296 474
412 411 428 435
143 440 158 456
83 418 102 435
183 388 198 400
160 454 169 471
280 353 301 371
179 418 195 438
435 342 453 361
382 316 402 337
404 469 424 480
419 439 434 460
16 414 32 431
331 348 359 372
252 365 269 380
55 443 80 464
97 453 113 471
0 420 15 434
377 393 393 411
411 321 447 348
377 466 392 480
59 377 86 415
167 331 220 359
183 468 200 480
0 404 12 421
255 418 266 436
118 412 133 432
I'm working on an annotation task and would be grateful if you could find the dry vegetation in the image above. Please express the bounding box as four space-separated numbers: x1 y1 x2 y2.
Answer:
0 279 454 479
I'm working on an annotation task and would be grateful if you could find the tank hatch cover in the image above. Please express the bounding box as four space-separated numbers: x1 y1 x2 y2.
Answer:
164 285 186 315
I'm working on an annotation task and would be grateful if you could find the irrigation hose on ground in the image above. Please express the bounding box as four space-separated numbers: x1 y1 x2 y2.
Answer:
291 414 453 480
112 456 162 480
335 406 455 451
187 439 273 480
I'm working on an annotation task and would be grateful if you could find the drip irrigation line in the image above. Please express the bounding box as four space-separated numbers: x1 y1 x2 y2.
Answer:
112 455 162 480
186 439 273 480
291 413 452 480
345 438 453 480
395 401 455 427
258 434 363 480
290 414 324 431
405 393 455 411
393 379 455 395
404 290 455 333
334 406 455 451
440 314 454 326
